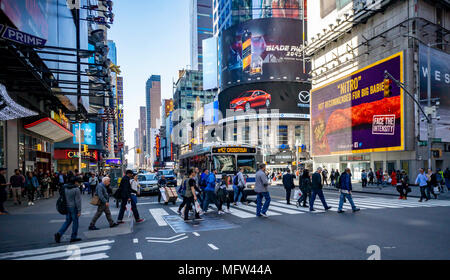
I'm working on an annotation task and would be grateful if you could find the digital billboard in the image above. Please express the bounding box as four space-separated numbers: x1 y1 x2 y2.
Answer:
310 52 404 156
418 44 450 143
218 82 310 120
253 0 303 19
202 37 219 90
204 100 220 125
73 123 97 146
220 18 308 90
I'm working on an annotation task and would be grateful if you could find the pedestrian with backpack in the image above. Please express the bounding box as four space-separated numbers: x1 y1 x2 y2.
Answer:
54 176 82 243
255 164 271 218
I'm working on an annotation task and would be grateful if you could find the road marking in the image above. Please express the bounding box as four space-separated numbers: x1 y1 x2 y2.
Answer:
208 243 219 250
146 233 186 240
147 236 188 243
49 219 66 223
78 253 109 260
268 205 304 214
193 232 200 237
169 207 180 214
137 202 159 205
234 203 281 216
149 208 169 226
136 252 143 260
16 245 112 260
0 239 115 259
133 238 138 244
226 206 256 218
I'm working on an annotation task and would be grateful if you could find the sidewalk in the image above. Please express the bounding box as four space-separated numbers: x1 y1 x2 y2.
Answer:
271 181 450 200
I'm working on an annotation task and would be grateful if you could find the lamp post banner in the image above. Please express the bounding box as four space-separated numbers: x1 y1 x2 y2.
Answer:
310 52 404 156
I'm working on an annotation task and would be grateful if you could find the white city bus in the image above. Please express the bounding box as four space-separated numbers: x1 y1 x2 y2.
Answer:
178 144 258 195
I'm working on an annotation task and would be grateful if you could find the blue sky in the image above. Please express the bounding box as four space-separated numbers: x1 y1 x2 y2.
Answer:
108 0 190 163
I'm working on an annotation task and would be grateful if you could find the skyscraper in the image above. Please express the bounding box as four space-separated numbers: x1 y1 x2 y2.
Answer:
138 106 146 169
145 75 161 167
190 0 214 71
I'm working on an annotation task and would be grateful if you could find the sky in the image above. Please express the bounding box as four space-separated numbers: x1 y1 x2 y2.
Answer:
108 0 190 164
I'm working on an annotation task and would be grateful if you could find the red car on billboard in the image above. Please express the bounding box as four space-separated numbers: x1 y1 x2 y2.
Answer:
230 90 271 112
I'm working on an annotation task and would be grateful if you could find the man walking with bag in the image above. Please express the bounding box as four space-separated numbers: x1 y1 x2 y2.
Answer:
202 169 221 213
337 168 360 213
310 167 332 212
117 170 145 224
255 164 271 218
88 177 119 230
282 169 295 205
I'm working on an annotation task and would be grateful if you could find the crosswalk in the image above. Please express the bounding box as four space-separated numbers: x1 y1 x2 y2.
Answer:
0 239 115 260
145 196 450 224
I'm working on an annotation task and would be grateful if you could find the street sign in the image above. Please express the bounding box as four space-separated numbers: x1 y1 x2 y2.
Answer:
0 26 47 47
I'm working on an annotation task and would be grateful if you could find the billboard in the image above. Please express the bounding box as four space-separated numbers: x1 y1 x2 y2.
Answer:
202 37 218 90
204 100 220 125
418 44 450 143
310 52 404 156
73 123 97 146
220 18 308 90
218 82 310 119
117 77 124 144
253 0 303 19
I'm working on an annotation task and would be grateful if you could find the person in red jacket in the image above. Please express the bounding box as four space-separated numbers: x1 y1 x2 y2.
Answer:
391 170 398 187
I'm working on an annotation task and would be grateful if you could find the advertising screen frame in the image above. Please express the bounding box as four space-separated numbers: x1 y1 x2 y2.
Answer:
220 17 308 90
73 123 97 146
310 51 404 156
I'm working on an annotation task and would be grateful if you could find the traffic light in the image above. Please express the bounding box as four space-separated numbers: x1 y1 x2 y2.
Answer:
83 144 88 153
383 78 393 97
136 148 141 154
432 149 442 158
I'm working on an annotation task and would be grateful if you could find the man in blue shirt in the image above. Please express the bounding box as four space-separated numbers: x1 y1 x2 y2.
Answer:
202 169 222 214
337 168 360 213
415 168 429 202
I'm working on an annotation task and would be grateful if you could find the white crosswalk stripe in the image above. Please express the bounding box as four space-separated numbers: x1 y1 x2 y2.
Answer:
0 239 115 260
135 196 450 225
148 208 170 226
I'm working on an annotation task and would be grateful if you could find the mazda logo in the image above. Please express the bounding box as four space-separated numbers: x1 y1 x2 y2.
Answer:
298 91 310 103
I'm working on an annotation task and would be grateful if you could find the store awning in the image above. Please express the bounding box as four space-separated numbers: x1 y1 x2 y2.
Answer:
24 117 73 142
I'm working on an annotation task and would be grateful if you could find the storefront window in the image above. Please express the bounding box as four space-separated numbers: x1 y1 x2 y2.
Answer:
278 125 288 145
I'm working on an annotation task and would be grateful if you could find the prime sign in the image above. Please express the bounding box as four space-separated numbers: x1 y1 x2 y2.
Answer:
1 26 46 47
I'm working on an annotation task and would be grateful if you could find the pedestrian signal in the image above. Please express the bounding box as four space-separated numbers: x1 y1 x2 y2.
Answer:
383 78 392 97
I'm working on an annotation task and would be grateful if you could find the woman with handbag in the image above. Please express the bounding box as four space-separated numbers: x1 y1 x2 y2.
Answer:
182 169 201 222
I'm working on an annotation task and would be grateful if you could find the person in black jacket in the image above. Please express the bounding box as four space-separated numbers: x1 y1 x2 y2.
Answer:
310 167 332 212
297 169 311 208
282 169 296 204
117 170 145 224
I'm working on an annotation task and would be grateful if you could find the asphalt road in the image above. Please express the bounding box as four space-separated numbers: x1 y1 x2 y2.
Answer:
1 186 449 260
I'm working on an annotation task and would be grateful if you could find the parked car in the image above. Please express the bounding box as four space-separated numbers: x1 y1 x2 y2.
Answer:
156 169 177 187
230 90 271 112
137 173 159 196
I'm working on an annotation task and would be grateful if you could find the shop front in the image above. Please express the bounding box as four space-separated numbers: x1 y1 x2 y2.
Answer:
53 149 99 173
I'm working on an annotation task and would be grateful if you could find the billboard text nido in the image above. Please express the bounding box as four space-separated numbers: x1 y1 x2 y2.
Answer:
310 52 404 156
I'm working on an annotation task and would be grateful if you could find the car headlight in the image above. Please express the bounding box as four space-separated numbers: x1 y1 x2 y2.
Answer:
236 100 245 105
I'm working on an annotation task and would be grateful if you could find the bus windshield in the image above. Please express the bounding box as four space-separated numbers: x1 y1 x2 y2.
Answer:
237 155 256 173
213 155 236 173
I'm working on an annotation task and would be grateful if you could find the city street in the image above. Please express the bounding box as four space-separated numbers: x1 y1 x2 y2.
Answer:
1 186 449 260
